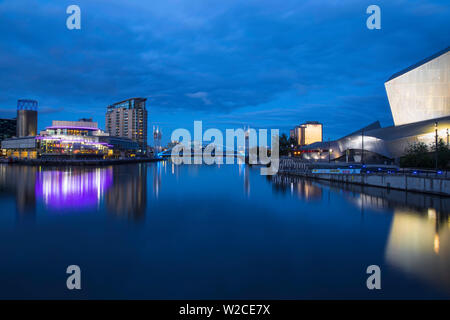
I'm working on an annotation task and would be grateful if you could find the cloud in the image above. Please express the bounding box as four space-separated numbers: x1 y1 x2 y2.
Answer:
186 92 212 105
39 106 64 114
0 0 448 140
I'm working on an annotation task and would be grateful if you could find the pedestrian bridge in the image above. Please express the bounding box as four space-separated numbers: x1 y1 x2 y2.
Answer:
157 142 246 159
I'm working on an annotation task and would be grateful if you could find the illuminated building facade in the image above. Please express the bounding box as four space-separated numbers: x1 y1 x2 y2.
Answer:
302 121 323 145
105 98 148 154
292 121 323 146
299 116 450 163
1 136 38 159
298 47 450 163
385 47 450 126
38 119 110 157
2 118 139 159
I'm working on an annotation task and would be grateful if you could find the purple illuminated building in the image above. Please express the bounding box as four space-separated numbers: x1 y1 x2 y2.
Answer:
2 117 140 159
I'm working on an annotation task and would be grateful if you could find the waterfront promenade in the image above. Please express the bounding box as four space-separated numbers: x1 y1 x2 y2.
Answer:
0 157 160 166
279 157 450 196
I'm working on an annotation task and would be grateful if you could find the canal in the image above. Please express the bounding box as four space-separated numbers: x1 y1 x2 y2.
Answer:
0 162 449 299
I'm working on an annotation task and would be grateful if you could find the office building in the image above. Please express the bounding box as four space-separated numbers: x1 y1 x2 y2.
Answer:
292 121 323 146
105 98 148 153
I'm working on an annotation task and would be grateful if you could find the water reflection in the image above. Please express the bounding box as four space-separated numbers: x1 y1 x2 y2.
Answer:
105 164 147 220
238 162 250 196
273 174 450 214
1 163 450 298
271 174 450 293
386 208 450 291
0 164 148 220
0 164 36 220
153 161 163 198
35 167 113 211
270 174 323 201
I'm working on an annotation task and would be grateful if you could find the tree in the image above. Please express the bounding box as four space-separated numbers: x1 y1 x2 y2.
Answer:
435 138 450 168
279 133 290 156
400 139 450 169
288 136 296 147
400 142 432 168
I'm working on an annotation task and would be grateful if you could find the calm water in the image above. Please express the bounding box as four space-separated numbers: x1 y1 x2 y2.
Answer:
0 162 449 299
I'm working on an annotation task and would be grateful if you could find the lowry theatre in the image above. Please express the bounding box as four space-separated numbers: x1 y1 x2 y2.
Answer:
1 114 140 160
299 47 450 163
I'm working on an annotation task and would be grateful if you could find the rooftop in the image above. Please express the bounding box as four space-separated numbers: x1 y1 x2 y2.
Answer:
386 46 450 82
108 97 147 109
48 120 99 130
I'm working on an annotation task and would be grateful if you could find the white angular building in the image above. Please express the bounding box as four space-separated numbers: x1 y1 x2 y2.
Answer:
385 47 450 126
299 47 450 162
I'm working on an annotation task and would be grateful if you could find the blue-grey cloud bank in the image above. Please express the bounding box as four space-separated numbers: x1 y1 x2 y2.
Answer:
0 0 449 142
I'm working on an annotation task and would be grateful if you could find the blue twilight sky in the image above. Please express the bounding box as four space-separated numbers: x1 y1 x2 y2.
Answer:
0 0 449 144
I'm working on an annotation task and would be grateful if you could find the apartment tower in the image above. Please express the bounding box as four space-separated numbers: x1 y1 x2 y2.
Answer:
105 98 148 153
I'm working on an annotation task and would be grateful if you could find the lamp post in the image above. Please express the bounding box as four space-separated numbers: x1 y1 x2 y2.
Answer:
435 121 438 170
447 128 449 147
361 129 364 164
328 138 331 163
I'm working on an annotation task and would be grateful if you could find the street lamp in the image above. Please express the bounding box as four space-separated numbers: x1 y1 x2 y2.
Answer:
329 148 332 163
435 121 438 170
447 128 449 147
361 129 364 164
328 138 331 163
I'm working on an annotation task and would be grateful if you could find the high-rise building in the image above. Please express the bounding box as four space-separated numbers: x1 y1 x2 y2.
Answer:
16 99 38 137
105 98 148 153
293 121 323 146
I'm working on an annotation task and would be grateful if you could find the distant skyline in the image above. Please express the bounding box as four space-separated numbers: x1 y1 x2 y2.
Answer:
0 0 449 144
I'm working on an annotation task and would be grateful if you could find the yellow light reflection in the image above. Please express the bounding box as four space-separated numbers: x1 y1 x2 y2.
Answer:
434 234 440 255
385 209 450 292
428 208 437 220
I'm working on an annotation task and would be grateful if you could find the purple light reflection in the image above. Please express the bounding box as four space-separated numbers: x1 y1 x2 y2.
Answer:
35 168 113 211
